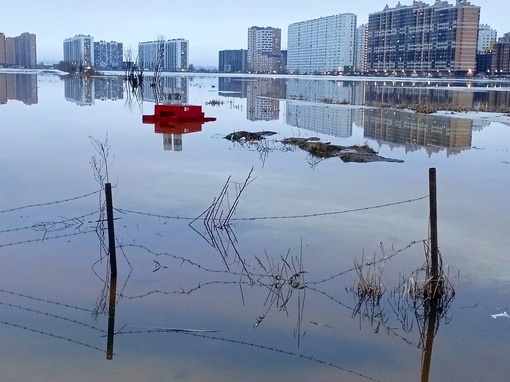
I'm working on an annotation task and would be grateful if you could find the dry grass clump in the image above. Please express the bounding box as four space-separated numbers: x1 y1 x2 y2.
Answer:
351 251 386 301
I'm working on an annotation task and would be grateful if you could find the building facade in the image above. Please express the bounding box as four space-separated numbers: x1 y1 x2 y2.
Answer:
0 32 37 68
287 14 357 74
138 39 188 71
0 33 5 65
478 24 497 52
14 33 37 68
218 49 247 72
247 27 282 73
64 35 94 67
94 41 123 69
491 33 510 74
355 24 368 73
5 37 15 65
138 38 189 71
367 1 480 76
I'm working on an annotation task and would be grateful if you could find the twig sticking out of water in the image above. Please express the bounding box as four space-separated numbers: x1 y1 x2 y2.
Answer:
253 246 306 346
190 169 256 277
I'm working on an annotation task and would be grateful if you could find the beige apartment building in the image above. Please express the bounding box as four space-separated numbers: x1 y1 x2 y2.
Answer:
367 0 480 76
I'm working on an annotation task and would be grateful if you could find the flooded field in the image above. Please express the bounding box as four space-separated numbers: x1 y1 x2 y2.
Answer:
0 71 509 381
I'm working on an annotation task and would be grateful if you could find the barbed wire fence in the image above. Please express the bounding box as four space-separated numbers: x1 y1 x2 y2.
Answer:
0 173 438 379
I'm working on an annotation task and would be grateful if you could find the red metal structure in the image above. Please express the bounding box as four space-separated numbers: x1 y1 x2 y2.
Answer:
142 105 216 135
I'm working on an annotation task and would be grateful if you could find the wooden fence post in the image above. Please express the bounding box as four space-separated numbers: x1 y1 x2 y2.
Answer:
105 183 117 276
428 168 439 281
106 273 117 360
105 183 118 359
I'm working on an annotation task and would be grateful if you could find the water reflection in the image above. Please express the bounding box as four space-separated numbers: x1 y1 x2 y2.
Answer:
362 109 473 156
1 73 510 379
64 76 123 105
0 73 38 105
142 104 215 151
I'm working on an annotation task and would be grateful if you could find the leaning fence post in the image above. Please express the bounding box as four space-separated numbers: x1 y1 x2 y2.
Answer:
105 183 118 359
106 273 117 360
105 183 117 276
428 168 439 281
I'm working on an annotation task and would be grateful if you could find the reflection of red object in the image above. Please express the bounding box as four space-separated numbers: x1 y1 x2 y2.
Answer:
142 105 216 134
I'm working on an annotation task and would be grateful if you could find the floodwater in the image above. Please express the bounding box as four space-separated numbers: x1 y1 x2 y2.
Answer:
0 71 509 381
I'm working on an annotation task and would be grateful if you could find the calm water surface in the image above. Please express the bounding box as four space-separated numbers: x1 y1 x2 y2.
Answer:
0 72 509 381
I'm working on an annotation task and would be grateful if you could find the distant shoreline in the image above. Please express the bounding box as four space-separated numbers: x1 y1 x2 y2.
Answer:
2 67 510 85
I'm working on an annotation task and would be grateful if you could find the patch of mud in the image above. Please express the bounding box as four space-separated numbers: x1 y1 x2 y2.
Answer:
224 131 277 141
225 132 403 163
281 137 404 163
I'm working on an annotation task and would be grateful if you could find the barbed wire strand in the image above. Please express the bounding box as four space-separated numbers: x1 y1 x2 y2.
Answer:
111 329 383 382
115 195 428 222
308 239 426 285
0 210 100 235
0 190 102 215
0 289 95 313
0 301 105 333
0 229 97 249
0 320 105 353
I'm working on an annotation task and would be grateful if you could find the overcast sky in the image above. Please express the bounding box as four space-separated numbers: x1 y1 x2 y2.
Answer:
1 0 505 66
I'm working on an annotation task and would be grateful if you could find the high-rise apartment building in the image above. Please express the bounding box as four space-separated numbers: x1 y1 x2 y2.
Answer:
14 33 37 68
1 32 37 68
247 27 282 73
94 41 123 69
138 39 189 71
218 49 247 72
478 24 497 52
287 14 357 74
491 33 510 74
367 1 480 75
0 33 6 65
64 35 94 67
5 37 15 65
355 24 368 73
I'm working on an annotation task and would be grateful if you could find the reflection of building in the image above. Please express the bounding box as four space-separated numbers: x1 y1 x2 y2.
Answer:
286 78 354 103
65 77 94 105
218 49 247 73
363 109 472 156
94 41 123 69
286 104 353 138
287 14 356 74
94 77 124 100
246 78 286 121
363 83 475 110
218 77 248 98
141 76 188 103
0 73 38 105
138 39 189 71
247 27 282 73
64 77 124 105
473 89 510 110
286 78 354 137
367 1 480 75
64 35 94 67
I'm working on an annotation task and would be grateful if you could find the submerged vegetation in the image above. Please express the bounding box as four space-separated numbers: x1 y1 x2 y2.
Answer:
366 101 510 115
224 131 404 163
